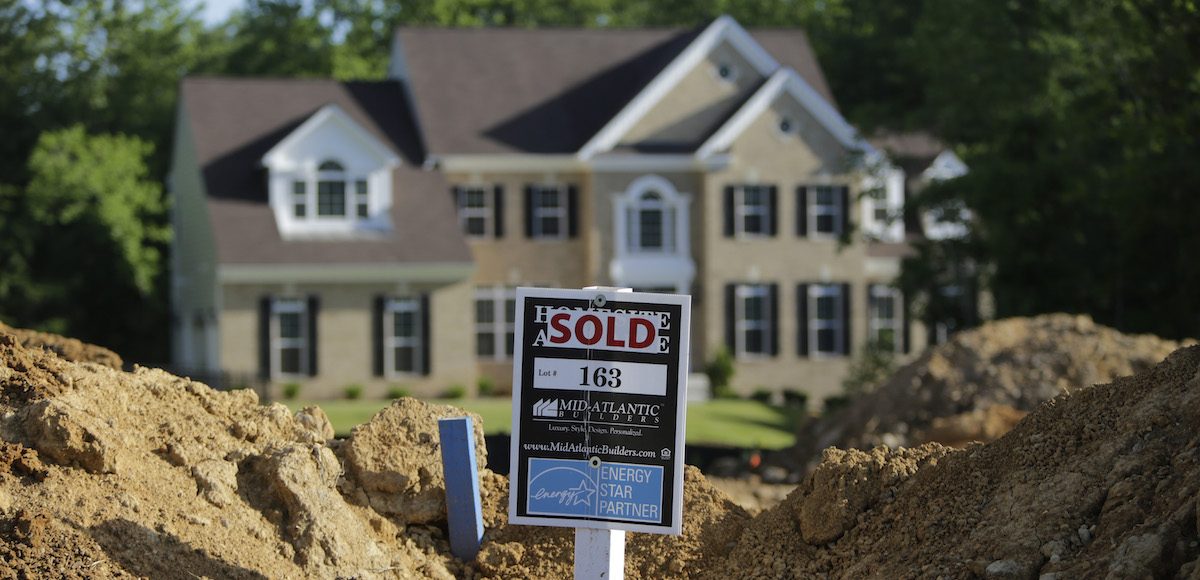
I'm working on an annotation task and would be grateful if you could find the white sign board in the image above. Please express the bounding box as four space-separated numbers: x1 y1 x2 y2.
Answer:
508 287 690 535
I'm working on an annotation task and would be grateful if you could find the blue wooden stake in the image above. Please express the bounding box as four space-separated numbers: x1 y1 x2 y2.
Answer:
439 417 484 561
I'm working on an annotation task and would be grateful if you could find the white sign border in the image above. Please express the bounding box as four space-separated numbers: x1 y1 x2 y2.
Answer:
507 286 690 536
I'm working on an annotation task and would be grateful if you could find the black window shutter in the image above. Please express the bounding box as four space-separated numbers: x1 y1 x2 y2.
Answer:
768 283 779 356
420 293 431 376
796 186 809 237
524 185 535 238
723 187 735 237
258 296 271 379
797 284 809 356
840 283 852 356
767 186 778 236
307 295 319 376
567 185 579 238
839 186 850 236
902 291 912 354
493 184 505 238
724 284 736 353
372 295 385 377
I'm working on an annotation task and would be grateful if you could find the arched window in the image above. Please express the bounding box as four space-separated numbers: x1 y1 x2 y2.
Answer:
316 159 347 217
629 191 675 252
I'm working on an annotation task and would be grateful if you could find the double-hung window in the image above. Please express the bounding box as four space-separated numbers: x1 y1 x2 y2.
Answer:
802 283 848 357
627 191 676 253
316 160 347 217
272 298 308 377
475 286 516 359
530 185 567 238
385 297 423 375
457 186 492 237
732 284 775 357
733 185 773 237
868 285 901 352
809 185 845 237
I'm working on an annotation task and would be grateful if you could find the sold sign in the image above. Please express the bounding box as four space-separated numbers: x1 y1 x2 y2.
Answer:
530 309 670 353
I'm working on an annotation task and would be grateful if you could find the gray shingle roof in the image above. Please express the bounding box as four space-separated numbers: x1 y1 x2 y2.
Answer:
395 25 835 155
180 78 471 266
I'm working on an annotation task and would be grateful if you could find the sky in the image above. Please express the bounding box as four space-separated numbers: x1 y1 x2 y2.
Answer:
190 0 244 25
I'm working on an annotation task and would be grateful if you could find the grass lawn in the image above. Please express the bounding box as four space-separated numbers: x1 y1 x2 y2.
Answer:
285 398 797 449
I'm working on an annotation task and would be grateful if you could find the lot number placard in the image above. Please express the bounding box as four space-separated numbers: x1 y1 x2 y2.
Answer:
507 287 690 535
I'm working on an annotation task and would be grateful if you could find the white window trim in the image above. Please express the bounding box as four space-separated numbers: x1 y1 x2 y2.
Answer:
457 185 492 238
475 286 515 360
628 191 675 253
735 284 772 358
868 285 902 353
860 166 904 242
808 284 845 358
384 297 423 377
734 184 771 238
261 104 400 239
531 184 568 239
271 298 308 379
808 185 844 239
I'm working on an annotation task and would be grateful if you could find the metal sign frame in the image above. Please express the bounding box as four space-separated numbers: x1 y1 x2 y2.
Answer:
507 287 690 535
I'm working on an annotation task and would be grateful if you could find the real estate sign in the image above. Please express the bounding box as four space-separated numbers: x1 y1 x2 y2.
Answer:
508 287 690 535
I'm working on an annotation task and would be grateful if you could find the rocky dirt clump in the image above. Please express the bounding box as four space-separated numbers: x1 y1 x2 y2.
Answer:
788 313 1184 471
0 320 122 369
710 344 1200 578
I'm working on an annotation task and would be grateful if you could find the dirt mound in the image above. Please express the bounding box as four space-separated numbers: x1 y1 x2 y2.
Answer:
788 314 1183 471
3 321 1198 578
710 345 1200 578
0 321 122 369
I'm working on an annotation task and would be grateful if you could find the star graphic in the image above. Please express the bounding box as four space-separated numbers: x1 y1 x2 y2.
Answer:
568 479 595 507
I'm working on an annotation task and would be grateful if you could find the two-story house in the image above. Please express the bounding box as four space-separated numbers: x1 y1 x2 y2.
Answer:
170 16 923 403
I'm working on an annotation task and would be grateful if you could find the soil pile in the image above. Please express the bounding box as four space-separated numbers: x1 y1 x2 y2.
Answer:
709 344 1200 579
3 321 1198 578
789 314 1184 471
0 320 122 369
0 325 748 579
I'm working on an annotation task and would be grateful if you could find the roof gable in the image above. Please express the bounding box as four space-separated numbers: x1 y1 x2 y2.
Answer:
262 104 401 169
578 16 777 159
696 68 875 159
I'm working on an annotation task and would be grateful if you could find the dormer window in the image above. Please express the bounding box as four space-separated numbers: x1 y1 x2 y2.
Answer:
260 104 400 239
317 160 348 217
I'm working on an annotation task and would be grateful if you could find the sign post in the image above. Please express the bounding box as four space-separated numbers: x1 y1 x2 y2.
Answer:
508 286 691 579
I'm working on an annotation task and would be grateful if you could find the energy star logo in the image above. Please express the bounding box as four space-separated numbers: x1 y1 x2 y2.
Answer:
533 398 561 418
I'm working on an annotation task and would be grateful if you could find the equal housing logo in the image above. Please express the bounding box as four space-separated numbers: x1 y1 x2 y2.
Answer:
532 398 662 425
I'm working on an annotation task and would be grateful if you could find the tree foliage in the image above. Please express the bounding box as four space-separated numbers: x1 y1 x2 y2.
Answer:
3 0 1199 365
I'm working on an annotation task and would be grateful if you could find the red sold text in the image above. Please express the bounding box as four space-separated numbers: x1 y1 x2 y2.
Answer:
531 306 671 353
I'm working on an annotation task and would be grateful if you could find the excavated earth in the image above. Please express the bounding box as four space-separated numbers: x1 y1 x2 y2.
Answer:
2 321 1199 578
787 313 1186 473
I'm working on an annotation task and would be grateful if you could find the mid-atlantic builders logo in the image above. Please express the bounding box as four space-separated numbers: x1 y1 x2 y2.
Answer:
532 398 662 425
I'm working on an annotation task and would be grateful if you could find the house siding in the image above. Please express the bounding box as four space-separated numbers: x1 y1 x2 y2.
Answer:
169 99 220 372
698 92 896 403
219 280 475 399
623 40 764 147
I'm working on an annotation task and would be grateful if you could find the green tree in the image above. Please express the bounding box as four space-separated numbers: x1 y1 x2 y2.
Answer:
14 126 169 359
905 0 1200 340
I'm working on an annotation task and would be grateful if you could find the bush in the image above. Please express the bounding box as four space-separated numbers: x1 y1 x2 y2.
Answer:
705 347 735 399
477 376 495 397
343 384 363 400
387 385 409 399
750 388 773 404
823 395 851 415
443 384 466 399
282 382 301 400
782 389 809 409
841 340 896 397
